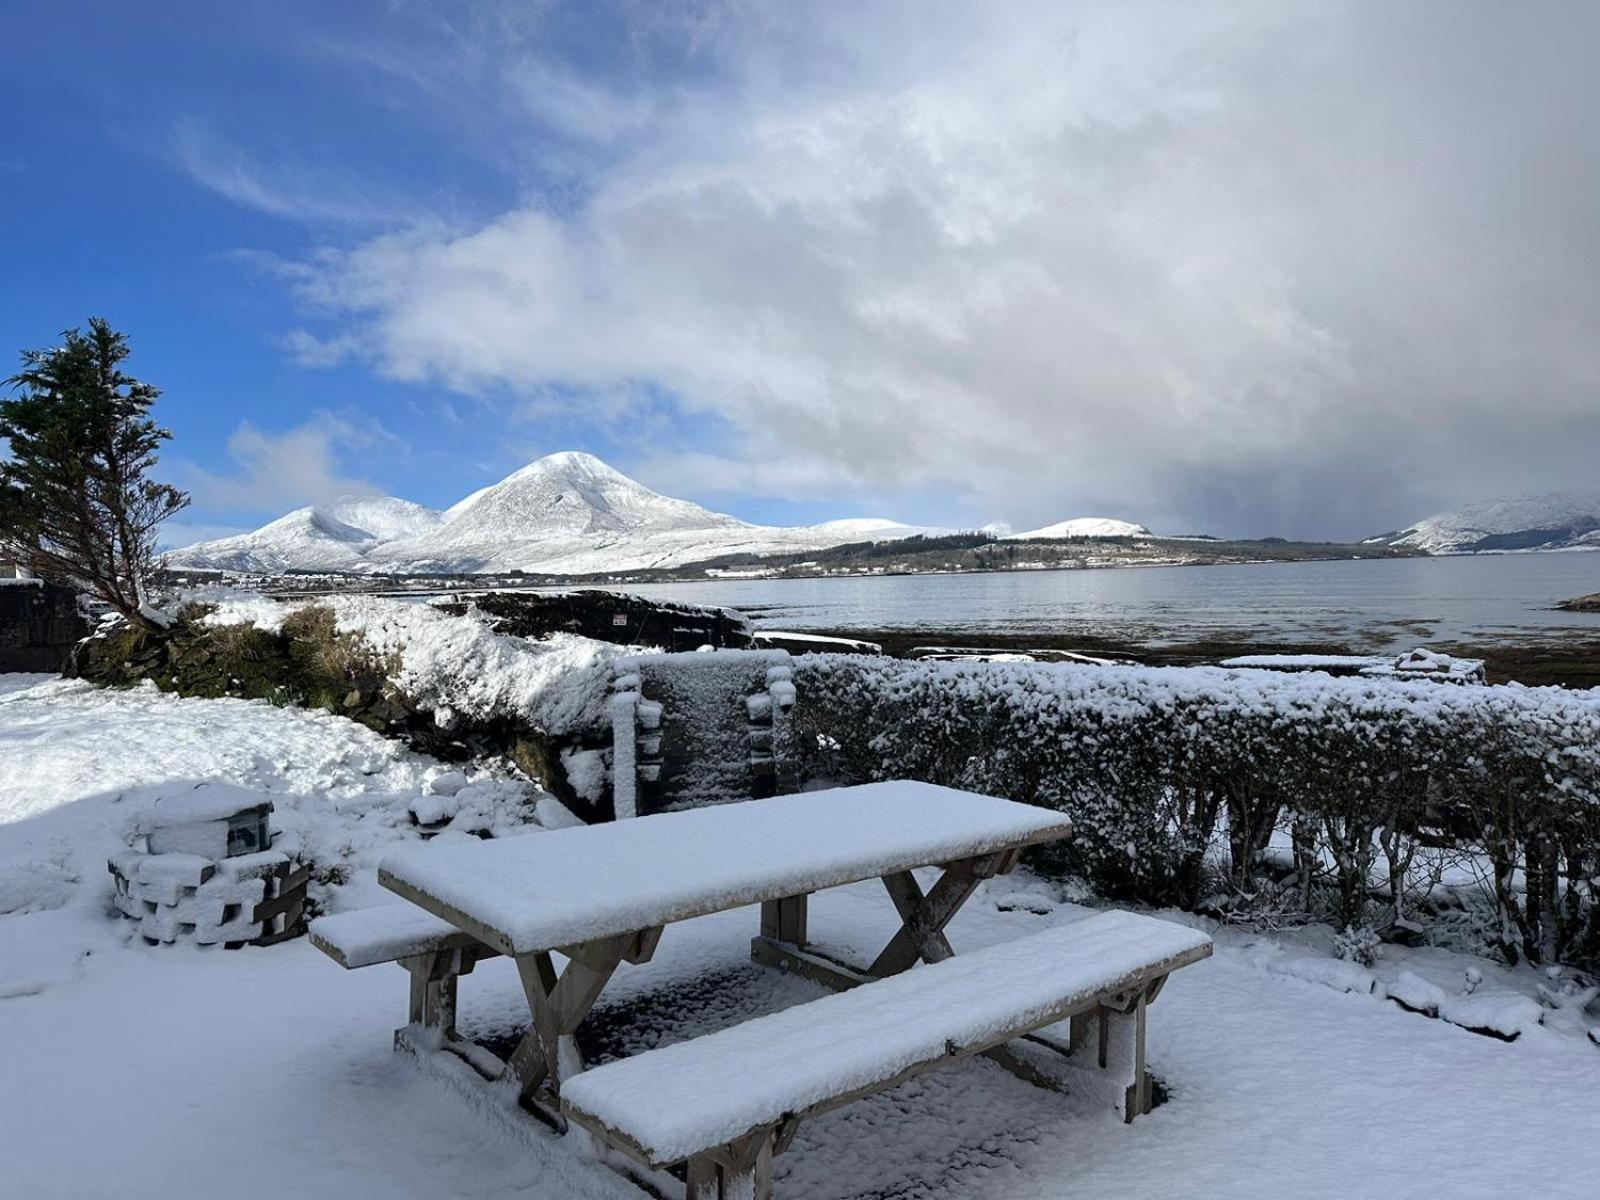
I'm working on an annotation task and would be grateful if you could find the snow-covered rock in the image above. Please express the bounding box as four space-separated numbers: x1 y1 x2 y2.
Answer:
1376 489 1600 554
1438 992 1544 1040
1269 956 1378 995
1386 969 1447 1016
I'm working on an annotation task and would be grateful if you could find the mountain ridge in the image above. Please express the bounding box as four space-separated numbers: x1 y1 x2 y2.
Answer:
1374 489 1600 554
165 451 1172 575
169 453 970 575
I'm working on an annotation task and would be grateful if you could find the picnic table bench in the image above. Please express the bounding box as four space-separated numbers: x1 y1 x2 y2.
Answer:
310 781 1213 1199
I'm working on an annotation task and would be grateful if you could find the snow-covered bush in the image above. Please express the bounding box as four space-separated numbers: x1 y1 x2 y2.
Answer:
786 654 1600 966
1333 925 1383 967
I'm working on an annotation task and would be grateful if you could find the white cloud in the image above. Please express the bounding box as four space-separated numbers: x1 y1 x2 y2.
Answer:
173 412 401 513
270 1 1600 537
170 118 417 227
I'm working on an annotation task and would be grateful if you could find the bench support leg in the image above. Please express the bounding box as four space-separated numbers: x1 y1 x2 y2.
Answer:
400 949 465 1040
687 1130 776 1200
1037 976 1162 1121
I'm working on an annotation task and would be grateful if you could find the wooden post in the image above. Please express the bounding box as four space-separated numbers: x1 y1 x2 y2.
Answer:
401 950 461 1038
759 894 807 947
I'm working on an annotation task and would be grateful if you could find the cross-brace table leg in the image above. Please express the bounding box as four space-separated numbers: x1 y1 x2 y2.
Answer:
749 848 1021 990
501 926 662 1114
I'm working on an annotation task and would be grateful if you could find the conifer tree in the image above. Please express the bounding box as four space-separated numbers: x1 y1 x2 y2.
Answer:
0 319 189 626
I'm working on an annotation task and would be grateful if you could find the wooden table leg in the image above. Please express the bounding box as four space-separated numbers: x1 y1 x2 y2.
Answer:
501 927 663 1110
870 849 1013 976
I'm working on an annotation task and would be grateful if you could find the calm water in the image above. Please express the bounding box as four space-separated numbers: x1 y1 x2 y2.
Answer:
608 553 1600 651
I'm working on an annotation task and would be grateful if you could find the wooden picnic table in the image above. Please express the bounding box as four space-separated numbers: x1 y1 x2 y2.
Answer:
375 780 1073 1115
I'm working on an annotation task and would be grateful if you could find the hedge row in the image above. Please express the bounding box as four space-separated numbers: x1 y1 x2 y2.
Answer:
783 655 1600 967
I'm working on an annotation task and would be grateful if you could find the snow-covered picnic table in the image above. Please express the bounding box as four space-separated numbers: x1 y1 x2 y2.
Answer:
314 782 1212 1199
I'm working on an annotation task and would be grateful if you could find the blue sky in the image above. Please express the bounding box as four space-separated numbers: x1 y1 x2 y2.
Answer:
1 1 750 545
5 2 1599 546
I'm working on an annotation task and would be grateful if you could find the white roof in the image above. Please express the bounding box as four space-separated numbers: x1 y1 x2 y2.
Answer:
378 782 1072 956
562 910 1213 1165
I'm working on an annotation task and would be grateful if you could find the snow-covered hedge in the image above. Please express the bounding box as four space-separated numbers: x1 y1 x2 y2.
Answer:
785 655 1600 966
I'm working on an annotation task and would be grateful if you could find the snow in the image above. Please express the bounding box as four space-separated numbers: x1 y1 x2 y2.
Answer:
3 673 1600 1197
195 591 623 737
379 783 1074 955
1008 516 1152 540
1385 488 1600 554
425 770 469 797
167 496 445 573
1222 653 1387 670
1438 992 1546 1040
562 910 1212 1165
0 673 533 995
1269 956 1377 995
753 630 883 653
309 902 472 969
170 451 937 576
134 780 272 828
1386 968 1447 1015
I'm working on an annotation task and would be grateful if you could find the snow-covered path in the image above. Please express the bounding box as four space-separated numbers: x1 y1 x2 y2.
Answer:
1 675 1597 1198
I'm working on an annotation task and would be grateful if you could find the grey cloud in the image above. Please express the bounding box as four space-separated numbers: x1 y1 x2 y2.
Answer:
274 1 1600 537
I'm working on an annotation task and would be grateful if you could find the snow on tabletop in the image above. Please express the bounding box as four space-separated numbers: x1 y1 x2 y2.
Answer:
308 903 472 969
561 910 1211 1165
379 782 1073 955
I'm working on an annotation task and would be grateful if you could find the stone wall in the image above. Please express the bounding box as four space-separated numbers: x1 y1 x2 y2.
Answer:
440 589 755 653
0 580 91 673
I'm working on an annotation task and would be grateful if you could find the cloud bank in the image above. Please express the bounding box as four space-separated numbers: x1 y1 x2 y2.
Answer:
269 1 1600 537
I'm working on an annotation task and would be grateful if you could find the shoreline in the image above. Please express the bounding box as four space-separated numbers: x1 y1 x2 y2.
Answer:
799 624 1600 689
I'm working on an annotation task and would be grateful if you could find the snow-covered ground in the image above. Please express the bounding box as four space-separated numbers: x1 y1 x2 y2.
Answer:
1 673 1597 1197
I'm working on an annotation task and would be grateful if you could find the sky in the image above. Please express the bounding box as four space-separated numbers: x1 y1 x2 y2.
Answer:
3 0 1599 547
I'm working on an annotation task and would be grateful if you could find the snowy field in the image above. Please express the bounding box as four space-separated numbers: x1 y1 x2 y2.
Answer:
2 674 1598 1198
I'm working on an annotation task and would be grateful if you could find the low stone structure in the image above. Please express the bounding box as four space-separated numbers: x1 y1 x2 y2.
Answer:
0 576 90 673
109 784 308 946
443 589 756 652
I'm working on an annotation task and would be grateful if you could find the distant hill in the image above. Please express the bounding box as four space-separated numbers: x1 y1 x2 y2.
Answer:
1008 516 1151 540
167 452 952 575
1372 490 1600 554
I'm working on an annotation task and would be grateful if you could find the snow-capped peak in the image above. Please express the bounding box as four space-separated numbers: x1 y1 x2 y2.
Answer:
1380 489 1600 554
166 496 444 573
1007 516 1152 540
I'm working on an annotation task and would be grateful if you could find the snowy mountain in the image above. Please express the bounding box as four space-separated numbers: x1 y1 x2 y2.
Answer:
1008 516 1152 540
804 517 950 540
1374 490 1600 554
168 497 444 573
168 452 936 576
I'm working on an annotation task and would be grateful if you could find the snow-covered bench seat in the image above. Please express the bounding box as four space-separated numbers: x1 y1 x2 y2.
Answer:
310 905 502 1035
310 904 488 969
561 910 1212 1199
